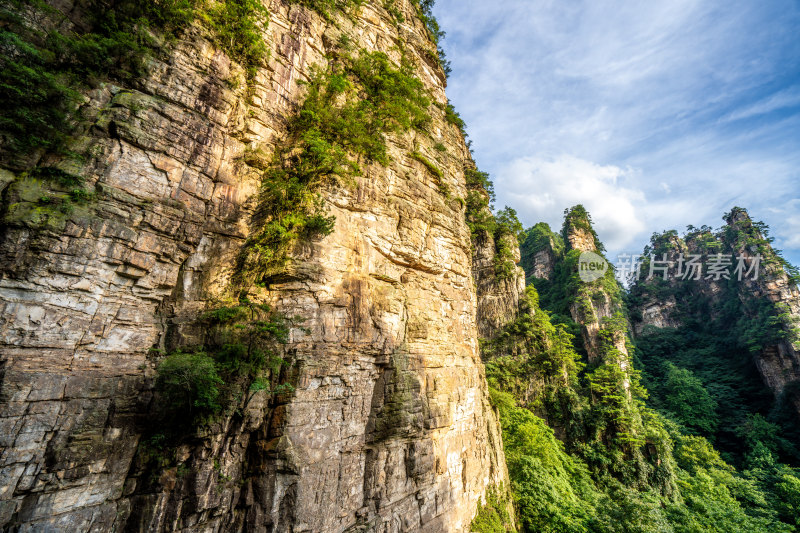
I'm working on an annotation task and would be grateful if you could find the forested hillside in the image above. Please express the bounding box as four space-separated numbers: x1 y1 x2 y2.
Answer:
471 200 800 532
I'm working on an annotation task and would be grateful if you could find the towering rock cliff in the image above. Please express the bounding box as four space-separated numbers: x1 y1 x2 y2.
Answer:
723 209 800 409
629 208 800 422
471 217 526 340
477 205 800 532
523 207 632 372
509 206 675 495
0 1 509 530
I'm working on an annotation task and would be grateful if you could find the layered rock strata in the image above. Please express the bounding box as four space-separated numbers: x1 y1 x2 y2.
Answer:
0 1 508 530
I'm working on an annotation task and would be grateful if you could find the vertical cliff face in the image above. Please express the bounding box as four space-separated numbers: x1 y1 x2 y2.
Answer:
629 208 800 420
525 209 631 368
508 207 677 496
0 2 508 530
472 230 525 340
724 211 800 405
519 222 559 284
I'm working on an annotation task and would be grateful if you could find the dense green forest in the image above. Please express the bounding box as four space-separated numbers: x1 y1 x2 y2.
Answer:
472 202 800 532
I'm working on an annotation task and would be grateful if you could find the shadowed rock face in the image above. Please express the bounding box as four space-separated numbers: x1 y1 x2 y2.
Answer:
472 231 526 340
0 2 508 530
731 257 800 409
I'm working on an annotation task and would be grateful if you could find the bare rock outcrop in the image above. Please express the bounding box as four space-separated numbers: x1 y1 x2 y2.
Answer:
472 230 525 340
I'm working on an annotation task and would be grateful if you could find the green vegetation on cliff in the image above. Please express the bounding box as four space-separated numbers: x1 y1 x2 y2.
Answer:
628 210 800 465
518 207 623 355
487 321 800 532
471 484 517 533
484 282 675 494
238 44 431 284
462 164 525 279
154 297 293 429
0 0 269 160
484 206 800 532
415 0 451 76
562 204 604 252
297 0 364 20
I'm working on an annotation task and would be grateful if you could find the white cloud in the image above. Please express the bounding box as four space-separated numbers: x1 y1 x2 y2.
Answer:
766 199 800 250
781 221 800 249
436 0 786 162
499 155 646 251
433 0 800 265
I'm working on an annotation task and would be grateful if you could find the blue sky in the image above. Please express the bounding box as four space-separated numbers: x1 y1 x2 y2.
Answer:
432 0 800 266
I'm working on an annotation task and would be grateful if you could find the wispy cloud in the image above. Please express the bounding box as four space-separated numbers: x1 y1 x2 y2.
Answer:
500 155 645 251
766 199 800 251
723 88 800 122
434 0 800 264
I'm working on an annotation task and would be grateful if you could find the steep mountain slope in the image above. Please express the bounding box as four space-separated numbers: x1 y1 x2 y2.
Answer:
629 208 800 460
484 205 800 532
0 1 510 530
516 207 675 492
